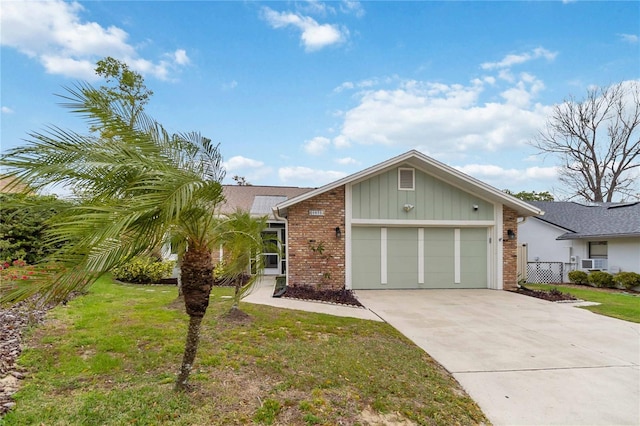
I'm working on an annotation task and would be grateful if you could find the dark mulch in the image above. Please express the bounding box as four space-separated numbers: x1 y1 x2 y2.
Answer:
516 286 578 302
222 307 252 323
281 285 363 307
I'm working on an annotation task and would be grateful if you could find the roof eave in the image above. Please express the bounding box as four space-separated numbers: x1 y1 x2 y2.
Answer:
557 232 640 240
275 150 544 217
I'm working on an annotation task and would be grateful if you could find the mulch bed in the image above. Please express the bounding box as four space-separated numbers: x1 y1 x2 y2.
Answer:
0 299 51 415
515 286 578 302
280 285 363 307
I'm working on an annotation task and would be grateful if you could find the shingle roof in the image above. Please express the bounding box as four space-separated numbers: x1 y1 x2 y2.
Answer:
219 185 315 219
528 201 640 239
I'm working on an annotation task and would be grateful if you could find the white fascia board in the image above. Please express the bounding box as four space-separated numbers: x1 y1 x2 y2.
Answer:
351 219 496 227
275 150 544 217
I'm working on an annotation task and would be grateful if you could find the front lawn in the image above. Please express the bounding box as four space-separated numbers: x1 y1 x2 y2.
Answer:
526 284 640 323
1 276 487 425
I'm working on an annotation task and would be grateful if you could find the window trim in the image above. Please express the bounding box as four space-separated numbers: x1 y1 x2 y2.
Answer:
588 241 608 259
398 167 415 191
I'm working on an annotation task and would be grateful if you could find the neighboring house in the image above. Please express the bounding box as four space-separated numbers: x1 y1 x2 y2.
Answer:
219 185 314 275
270 150 542 291
518 201 640 282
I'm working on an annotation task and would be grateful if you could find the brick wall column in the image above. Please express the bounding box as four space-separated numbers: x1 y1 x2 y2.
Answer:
287 186 346 290
502 206 519 291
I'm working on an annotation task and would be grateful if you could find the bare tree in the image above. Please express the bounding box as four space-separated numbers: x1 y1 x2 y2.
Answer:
532 81 640 202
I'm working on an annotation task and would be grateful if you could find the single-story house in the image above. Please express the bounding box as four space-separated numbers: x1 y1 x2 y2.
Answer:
262 150 542 291
518 201 640 282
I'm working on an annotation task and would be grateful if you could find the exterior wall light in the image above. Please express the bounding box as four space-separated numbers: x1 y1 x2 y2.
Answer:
403 204 414 212
335 226 342 239
507 229 516 240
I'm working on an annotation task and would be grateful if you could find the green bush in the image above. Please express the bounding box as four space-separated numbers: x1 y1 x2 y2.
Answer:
567 270 588 285
0 193 67 264
613 272 640 290
112 256 174 284
587 271 614 288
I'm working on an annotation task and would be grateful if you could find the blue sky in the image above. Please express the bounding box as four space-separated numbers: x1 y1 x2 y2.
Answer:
1 0 639 196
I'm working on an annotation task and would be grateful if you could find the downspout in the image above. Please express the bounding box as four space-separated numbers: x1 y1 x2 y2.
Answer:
272 206 289 288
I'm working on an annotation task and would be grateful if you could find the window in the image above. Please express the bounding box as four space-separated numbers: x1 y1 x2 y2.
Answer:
398 168 415 190
588 241 607 259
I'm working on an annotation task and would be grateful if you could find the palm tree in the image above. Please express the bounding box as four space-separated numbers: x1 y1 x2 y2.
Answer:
1 81 225 391
213 210 273 313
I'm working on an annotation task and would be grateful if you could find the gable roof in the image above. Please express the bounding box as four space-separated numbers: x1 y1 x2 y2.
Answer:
275 150 543 217
220 185 314 219
527 201 640 240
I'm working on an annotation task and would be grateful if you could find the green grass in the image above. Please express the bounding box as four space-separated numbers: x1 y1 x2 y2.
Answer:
527 283 640 323
1 276 488 425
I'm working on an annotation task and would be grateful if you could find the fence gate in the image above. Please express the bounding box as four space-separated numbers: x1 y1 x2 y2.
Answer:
526 262 563 284
517 244 528 282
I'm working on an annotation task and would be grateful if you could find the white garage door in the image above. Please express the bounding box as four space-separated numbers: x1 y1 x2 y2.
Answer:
351 227 488 289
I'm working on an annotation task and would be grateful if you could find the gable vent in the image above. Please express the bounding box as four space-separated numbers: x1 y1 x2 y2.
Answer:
398 168 415 190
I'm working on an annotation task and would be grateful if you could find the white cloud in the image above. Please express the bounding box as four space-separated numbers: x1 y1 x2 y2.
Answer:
335 157 359 165
223 156 274 184
340 0 365 18
172 49 190 65
328 75 552 154
454 164 559 189
481 47 557 70
0 0 189 80
278 166 346 185
1 106 15 114
261 7 347 51
333 77 386 93
303 136 331 155
618 33 639 44
500 73 545 108
298 0 336 16
223 156 264 171
334 81 355 93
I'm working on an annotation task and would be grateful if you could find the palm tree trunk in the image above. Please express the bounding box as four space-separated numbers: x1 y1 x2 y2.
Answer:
174 245 213 391
175 314 203 391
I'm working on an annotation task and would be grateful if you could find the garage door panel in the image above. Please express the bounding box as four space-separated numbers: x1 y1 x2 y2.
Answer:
387 228 418 288
352 227 382 289
459 228 487 288
352 226 488 290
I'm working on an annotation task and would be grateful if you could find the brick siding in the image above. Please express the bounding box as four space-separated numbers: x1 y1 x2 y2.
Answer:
502 206 519 290
287 186 346 290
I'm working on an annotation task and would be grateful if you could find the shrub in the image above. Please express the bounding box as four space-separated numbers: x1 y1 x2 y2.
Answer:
567 270 588 285
613 272 640 290
112 256 174 284
587 271 614 288
0 193 67 264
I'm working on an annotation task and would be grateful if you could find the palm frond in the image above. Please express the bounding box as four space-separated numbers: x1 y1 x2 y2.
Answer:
0 80 227 304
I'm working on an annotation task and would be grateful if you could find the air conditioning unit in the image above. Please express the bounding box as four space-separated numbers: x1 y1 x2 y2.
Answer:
569 255 578 264
581 259 607 270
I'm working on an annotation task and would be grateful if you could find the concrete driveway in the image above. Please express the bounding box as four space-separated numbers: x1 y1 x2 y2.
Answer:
356 289 640 426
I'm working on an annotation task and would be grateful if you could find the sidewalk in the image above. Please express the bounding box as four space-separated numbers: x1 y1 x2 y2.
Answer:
242 277 382 321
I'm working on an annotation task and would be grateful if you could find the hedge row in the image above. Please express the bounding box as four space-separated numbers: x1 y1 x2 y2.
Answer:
567 270 640 290
112 256 175 284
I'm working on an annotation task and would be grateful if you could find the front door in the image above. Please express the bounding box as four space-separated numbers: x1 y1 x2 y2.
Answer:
261 230 280 275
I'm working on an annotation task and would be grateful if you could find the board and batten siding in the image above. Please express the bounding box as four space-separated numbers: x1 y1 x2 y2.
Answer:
351 166 494 221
